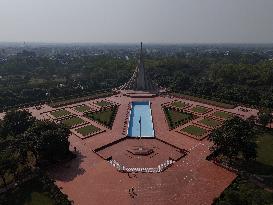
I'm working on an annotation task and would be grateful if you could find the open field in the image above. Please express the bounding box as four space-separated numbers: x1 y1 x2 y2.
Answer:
50 109 71 118
75 125 100 136
215 177 273 205
243 130 273 176
199 118 222 128
61 117 85 128
181 125 207 137
191 106 209 113
74 105 91 112
213 111 233 119
96 101 112 107
256 130 273 167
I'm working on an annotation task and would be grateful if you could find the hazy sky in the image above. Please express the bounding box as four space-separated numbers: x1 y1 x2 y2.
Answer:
1 0 273 43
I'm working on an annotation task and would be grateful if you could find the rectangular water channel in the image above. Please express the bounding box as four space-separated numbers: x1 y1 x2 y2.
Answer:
127 101 155 138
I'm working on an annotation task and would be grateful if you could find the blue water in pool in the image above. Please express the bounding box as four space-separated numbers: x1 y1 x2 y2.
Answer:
127 101 155 138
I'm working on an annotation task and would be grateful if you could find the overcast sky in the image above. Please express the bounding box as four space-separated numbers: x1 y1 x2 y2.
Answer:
0 0 273 44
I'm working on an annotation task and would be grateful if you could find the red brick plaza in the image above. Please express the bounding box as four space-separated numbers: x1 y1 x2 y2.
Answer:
22 93 260 205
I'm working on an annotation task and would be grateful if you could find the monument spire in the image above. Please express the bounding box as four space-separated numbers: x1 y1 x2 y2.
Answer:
118 42 159 92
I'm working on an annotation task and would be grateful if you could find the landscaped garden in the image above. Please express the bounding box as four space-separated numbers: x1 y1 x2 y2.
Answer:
181 125 207 138
75 124 100 136
61 117 85 128
50 109 71 118
74 105 91 112
171 101 187 108
96 101 112 107
199 117 222 128
84 105 118 128
213 111 233 119
164 107 196 129
190 105 209 114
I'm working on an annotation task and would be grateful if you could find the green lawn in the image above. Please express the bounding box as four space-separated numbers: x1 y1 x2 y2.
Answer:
50 109 71 118
199 118 222 127
76 125 100 136
171 101 187 108
0 178 54 205
191 106 209 113
256 131 273 167
74 105 91 112
164 108 195 129
61 117 85 128
181 125 207 137
213 111 233 119
215 177 273 205
96 101 112 107
85 106 118 128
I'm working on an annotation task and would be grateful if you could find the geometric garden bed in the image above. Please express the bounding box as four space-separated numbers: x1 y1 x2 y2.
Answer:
84 105 119 129
176 125 209 140
163 107 197 130
72 124 105 139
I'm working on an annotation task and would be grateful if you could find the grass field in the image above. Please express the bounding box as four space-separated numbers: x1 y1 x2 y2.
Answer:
76 125 100 136
215 177 273 205
171 101 187 108
50 109 71 118
62 117 85 128
164 108 195 129
0 177 54 205
74 105 91 112
213 111 233 119
191 106 209 113
181 125 207 137
199 118 222 127
96 101 112 107
256 131 273 167
85 107 117 127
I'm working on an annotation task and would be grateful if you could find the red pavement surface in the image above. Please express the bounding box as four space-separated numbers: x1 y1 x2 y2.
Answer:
96 138 185 168
2 94 261 205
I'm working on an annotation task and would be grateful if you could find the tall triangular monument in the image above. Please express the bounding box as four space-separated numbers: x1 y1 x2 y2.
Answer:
119 42 159 92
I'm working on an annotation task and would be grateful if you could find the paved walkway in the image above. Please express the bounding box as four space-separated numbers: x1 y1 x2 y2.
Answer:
46 95 238 205
2 94 251 205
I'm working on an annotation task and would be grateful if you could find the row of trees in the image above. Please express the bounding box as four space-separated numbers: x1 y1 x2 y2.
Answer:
0 53 134 110
147 56 273 109
1 49 273 111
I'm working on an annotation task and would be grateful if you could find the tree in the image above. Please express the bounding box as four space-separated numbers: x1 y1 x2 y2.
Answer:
0 155 8 189
24 120 70 164
0 110 35 138
208 117 257 161
0 150 14 189
257 109 272 127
